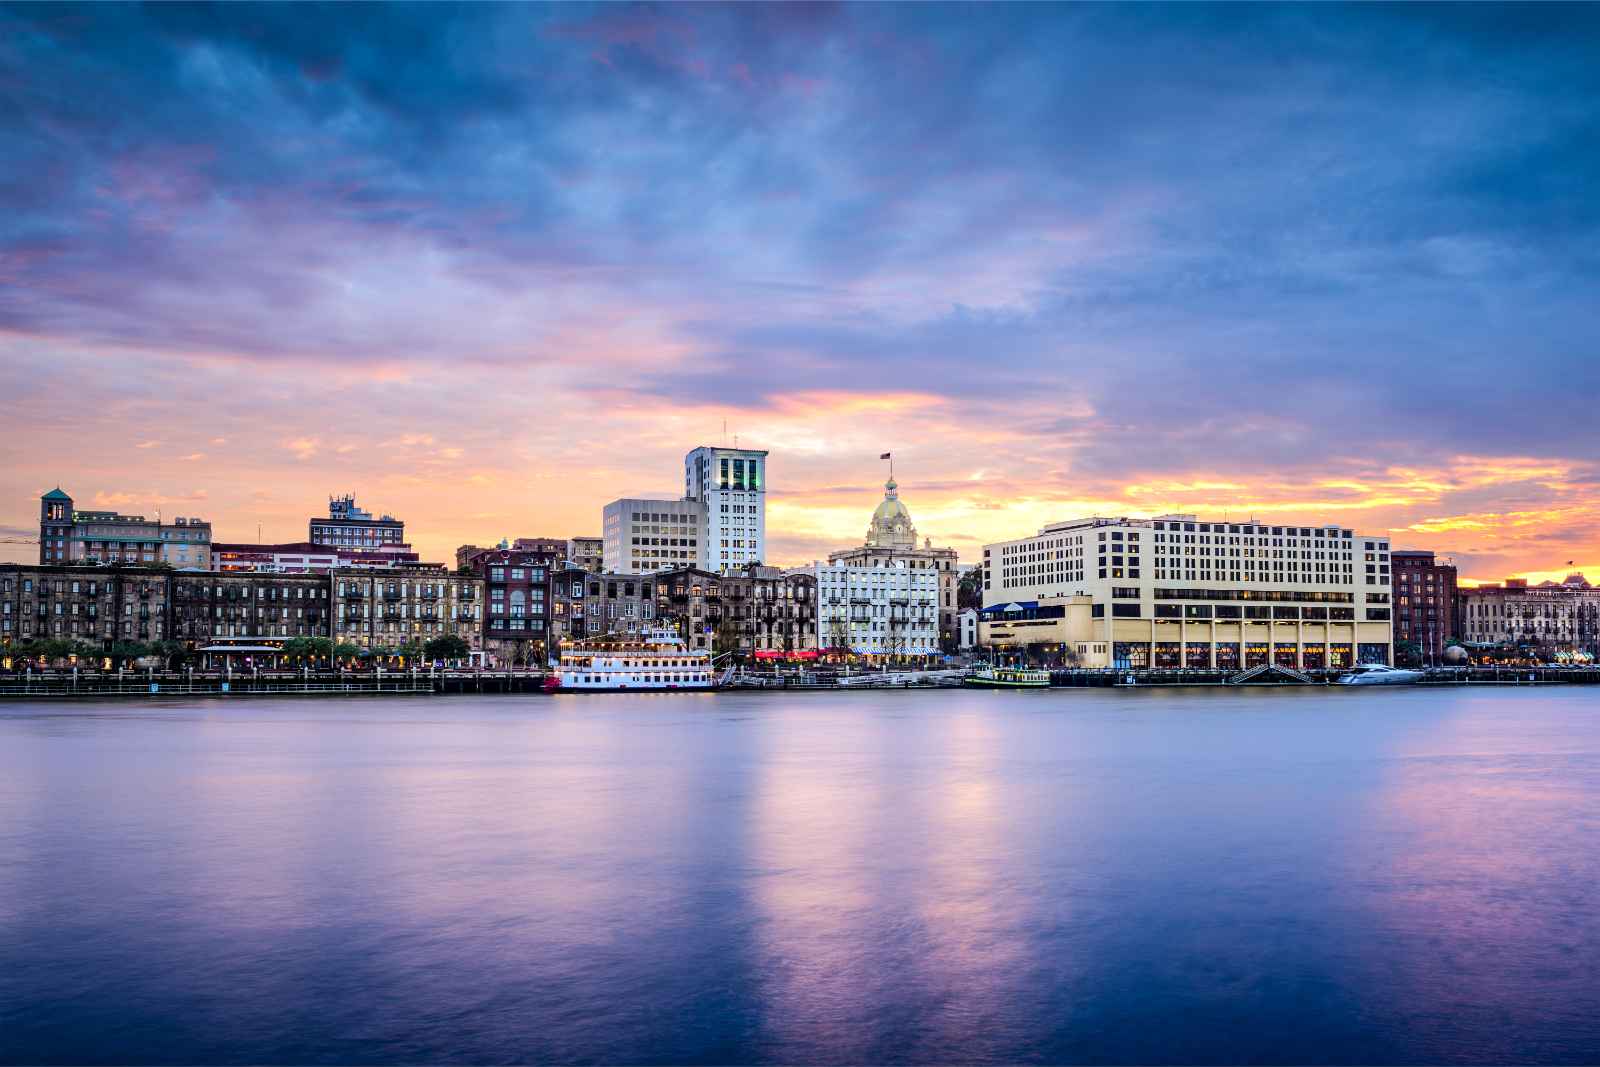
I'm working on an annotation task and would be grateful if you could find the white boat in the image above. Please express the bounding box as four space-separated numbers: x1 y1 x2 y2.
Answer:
553 629 717 691
1336 663 1424 686
964 665 1051 689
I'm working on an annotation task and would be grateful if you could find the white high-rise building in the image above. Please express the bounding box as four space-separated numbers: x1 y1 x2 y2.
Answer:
684 446 768 573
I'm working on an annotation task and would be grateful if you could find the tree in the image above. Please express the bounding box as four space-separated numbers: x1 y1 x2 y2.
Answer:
1394 639 1424 668
332 641 363 662
957 568 984 611
425 634 470 662
395 640 425 662
107 640 151 666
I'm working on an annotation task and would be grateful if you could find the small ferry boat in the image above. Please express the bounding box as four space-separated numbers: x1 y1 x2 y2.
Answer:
553 629 717 691
1336 663 1424 686
964 665 1052 689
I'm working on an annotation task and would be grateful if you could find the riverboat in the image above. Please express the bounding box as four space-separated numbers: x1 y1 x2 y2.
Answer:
964 665 1052 689
1335 663 1424 686
552 629 718 691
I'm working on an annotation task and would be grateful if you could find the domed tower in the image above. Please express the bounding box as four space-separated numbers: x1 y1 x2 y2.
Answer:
866 477 918 550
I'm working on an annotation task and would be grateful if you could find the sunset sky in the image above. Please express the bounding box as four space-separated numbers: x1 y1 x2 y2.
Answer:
3 3 1597 583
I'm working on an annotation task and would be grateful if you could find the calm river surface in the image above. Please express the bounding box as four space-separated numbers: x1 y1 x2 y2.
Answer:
2 688 1599 1064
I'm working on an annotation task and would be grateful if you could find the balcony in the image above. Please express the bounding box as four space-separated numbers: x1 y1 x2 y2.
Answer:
383 591 402 601
343 589 366 599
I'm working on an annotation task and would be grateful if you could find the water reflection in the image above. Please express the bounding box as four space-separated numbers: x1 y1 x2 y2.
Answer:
2 690 1599 1064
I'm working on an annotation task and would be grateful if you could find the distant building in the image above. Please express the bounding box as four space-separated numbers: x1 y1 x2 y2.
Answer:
685 446 768 573
958 608 978 651
567 536 603 573
1460 575 1600 655
311 495 406 552
458 546 557 665
828 475 960 650
807 560 939 658
1391 550 1459 662
331 568 483 655
555 571 661 643
602 497 703 574
214 541 422 573
169 571 331 646
601 445 769 576
980 515 1393 669
653 564 817 655
37 488 211 570
1 564 174 650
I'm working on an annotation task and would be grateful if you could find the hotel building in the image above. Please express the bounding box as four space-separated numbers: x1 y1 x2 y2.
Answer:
806 560 939 658
38 489 212 569
980 514 1393 669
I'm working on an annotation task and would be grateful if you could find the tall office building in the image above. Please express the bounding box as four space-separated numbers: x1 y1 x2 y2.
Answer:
602 498 704 575
684 446 768 573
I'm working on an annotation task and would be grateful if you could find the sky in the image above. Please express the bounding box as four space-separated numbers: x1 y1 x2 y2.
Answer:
2 2 1598 583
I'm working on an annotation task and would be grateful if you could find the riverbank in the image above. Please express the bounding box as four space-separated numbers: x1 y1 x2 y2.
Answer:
3 663 1599 698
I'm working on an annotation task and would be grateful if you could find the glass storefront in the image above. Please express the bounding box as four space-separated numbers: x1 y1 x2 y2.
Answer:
1112 642 1149 669
1328 643 1352 667
1184 642 1210 668
1152 642 1181 668
1244 643 1269 667
1301 647 1325 669
1215 644 1240 670
1274 644 1299 667
1358 642 1390 665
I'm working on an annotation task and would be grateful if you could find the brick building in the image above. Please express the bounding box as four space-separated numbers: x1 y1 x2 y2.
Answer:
1391 550 1459 664
38 489 211 569
458 546 556 665
332 568 483 655
1 564 173 650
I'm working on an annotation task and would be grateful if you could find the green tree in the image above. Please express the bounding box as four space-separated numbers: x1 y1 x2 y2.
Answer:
333 641 362 662
396 640 425 662
424 634 470 662
107 640 151 666
1394 639 1424 668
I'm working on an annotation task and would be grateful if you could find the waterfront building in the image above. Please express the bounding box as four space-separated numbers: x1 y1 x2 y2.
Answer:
310 495 407 552
555 571 660 643
214 540 423 573
0 564 174 649
458 546 556 666
805 560 939 658
38 489 212 569
1459 575 1600 656
652 564 817 655
827 474 960 650
169 572 330 646
685 446 768 573
980 514 1393 669
330 567 483 655
566 537 603 573
958 608 978 651
602 497 703 574
1391 550 1459 662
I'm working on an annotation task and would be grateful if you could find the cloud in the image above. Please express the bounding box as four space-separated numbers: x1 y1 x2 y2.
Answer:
0 4 1597 576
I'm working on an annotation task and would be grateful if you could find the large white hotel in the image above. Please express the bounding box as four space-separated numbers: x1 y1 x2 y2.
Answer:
981 514 1394 669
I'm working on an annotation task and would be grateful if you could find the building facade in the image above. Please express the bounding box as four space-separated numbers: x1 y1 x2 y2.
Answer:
1391 550 1459 663
827 476 960 650
808 561 939 658
459 547 556 665
602 498 703 574
169 572 331 646
214 541 423 573
311 495 407 552
331 568 483 655
566 537 603 573
554 571 661 643
1 565 174 650
980 515 1393 669
1460 575 1600 656
652 565 818 655
38 489 212 569
685 446 768 572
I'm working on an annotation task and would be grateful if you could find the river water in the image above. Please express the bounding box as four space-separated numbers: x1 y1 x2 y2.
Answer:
2 688 1598 1064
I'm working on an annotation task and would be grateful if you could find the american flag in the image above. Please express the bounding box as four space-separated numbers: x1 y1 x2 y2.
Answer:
880 452 891 460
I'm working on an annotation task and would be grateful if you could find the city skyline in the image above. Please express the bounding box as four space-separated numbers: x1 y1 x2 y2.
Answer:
3 4 1598 582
